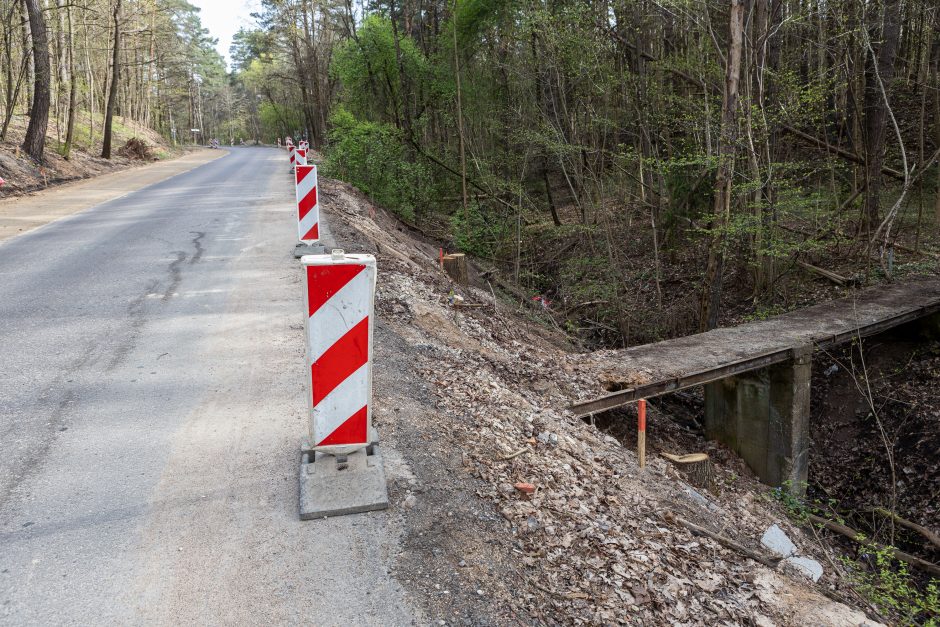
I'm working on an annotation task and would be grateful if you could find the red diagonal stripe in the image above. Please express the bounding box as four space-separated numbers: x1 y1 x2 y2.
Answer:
296 165 314 184
311 316 369 405
317 405 368 447
303 223 319 241
298 186 317 220
306 264 365 317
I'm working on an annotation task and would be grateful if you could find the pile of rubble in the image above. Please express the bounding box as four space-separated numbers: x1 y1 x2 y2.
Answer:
322 178 883 626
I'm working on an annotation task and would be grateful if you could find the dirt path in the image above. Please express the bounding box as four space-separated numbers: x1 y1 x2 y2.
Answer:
0 149 224 244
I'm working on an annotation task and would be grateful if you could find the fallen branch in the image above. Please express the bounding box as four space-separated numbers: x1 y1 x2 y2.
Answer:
806 514 940 578
664 511 781 567
780 125 904 181
870 507 940 551
498 445 530 461
409 139 521 215
796 261 856 286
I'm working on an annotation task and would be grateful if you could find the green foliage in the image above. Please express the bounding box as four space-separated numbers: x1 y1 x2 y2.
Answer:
560 254 617 300
843 546 940 625
323 108 432 223
453 0 512 50
450 202 512 259
331 15 430 126
771 483 817 523
774 488 939 625
743 304 789 322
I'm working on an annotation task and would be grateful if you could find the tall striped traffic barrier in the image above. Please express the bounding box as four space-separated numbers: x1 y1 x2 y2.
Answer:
295 148 307 166
299 250 388 519
288 144 296 169
293 163 322 258
295 164 319 243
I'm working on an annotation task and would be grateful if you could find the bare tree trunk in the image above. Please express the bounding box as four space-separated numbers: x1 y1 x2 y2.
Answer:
862 0 902 228
62 3 77 159
453 0 468 220
389 0 413 144
699 0 745 332
21 0 34 112
21 0 50 162
933 37 940 231
101 0 122 159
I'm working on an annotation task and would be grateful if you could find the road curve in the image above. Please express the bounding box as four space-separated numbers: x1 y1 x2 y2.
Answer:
0 147 416 625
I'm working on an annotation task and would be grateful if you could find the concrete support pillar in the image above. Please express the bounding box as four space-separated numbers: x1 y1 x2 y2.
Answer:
704 345 811 492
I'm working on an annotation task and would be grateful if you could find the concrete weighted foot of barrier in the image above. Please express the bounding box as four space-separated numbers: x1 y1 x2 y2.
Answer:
293 242 325 258
299 441 389 519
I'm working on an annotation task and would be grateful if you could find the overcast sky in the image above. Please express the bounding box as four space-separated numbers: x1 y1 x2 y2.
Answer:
189 0 262 68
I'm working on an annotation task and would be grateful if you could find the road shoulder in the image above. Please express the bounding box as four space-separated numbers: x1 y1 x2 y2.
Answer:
0 149 226 244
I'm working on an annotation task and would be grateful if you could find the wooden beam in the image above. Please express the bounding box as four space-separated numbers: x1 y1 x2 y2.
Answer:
569 300 940 416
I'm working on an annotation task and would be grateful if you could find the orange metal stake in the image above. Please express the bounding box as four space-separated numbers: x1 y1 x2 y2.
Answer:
637 399 647 469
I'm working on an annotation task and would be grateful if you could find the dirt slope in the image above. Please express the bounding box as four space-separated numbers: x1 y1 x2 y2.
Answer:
0 112 179 198
317 174 884 626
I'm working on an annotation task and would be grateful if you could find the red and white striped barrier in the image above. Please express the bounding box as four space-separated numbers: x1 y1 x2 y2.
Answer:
303 252 376 453
289 144 296 167
295 164 319 243
295 148 307 166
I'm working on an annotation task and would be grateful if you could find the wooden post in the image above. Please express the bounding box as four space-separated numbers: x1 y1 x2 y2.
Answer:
638 399 647 469
443 253 468 286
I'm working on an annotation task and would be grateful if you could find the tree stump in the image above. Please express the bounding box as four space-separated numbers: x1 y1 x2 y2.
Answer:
661 452 714 490
443 253 468 286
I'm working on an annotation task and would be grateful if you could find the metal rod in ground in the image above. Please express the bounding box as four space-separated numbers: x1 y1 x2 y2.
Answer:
638 398 647 469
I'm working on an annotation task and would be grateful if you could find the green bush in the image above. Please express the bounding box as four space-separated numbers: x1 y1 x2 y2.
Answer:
323 108 432 223
449 201 512 260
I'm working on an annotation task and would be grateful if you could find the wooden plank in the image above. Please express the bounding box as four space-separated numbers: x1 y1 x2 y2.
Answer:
569 282 940 416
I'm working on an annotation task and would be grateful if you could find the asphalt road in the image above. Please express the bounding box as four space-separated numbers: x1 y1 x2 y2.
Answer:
0 147 416 625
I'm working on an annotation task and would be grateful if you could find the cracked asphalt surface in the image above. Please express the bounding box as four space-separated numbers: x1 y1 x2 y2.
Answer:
0 147 417 625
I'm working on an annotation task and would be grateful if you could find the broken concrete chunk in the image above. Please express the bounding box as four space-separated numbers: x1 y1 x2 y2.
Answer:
760 524 797 557
783 556 824 582
536 431 558 446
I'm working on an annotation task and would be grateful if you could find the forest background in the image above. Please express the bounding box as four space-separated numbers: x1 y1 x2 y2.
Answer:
2 0 939 344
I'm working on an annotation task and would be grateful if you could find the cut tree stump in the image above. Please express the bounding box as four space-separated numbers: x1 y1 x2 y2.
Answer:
661 452 714 490
443 253 468 286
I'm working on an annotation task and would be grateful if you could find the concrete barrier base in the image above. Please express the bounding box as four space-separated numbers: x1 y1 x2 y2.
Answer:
293 242 326 258
299 437 389 519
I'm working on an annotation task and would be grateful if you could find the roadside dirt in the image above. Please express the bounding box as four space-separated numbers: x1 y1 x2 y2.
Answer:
0 113 177 196
317 174 885 626
0 149 224 244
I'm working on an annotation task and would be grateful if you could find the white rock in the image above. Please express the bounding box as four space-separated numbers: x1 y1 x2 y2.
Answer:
783 556 824 582
754 615 776 627
761 524 797 557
